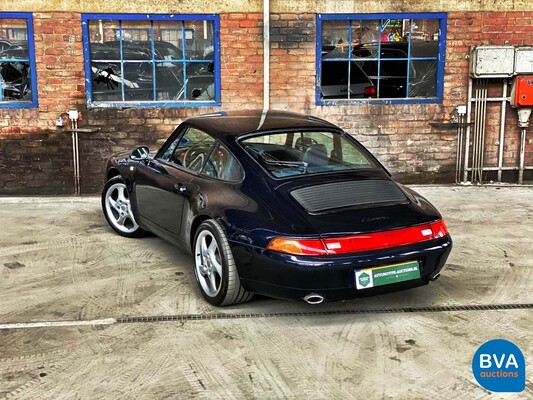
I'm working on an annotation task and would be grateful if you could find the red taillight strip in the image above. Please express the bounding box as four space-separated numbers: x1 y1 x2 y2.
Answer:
322 220 448 254
266 220 448 256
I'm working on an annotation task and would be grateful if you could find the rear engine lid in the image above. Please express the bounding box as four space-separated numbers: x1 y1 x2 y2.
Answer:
286 178 437 236
290 179 408 213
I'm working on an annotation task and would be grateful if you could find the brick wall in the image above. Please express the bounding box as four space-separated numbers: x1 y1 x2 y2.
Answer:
0 10 532 194
269 13 315 112
220 13 264 109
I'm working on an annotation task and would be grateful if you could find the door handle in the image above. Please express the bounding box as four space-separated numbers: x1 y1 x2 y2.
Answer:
174 183 187 192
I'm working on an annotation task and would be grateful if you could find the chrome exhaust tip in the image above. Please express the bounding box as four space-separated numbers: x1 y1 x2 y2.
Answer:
430 272 441 281
303 293 325 305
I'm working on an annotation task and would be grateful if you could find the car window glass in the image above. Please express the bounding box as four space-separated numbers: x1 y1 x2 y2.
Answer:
241 131 377 178
201 143 244 182
168 127 215 173
159 130 185 161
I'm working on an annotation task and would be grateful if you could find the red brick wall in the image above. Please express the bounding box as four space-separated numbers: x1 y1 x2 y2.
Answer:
269 13 316 111
0 11 532 194
220 13 263 109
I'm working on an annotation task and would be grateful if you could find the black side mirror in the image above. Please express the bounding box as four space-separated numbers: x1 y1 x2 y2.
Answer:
130 146 149 161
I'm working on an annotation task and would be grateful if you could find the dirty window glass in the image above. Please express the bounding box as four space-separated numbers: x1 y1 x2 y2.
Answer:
82 14 219 107
0 14 36 107
318 13 445 104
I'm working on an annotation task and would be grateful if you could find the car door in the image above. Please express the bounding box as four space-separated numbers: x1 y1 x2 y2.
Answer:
134 126 216 241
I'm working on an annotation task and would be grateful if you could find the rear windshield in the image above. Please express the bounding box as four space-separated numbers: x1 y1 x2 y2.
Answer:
240 131 378 178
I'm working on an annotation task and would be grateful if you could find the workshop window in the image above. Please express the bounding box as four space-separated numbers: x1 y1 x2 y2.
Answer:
82 14 220 108
317 13 446 105
0 13 38 108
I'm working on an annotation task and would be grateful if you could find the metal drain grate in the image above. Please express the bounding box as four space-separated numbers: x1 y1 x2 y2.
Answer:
116 303 533 324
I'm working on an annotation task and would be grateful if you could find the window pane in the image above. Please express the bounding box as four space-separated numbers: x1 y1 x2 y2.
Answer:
0 17 32 104
409 60 438 97
85 15 219 106
351 19 380 46
410 19 440 42
321 20 349 54
184 20 214 60
318 15 443 103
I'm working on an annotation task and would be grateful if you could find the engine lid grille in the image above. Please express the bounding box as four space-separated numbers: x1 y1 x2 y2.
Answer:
290 180 409 213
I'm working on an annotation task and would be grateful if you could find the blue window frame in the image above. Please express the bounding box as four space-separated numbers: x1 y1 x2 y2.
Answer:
317 13 446 105
81 14 220 108
0 13 38 108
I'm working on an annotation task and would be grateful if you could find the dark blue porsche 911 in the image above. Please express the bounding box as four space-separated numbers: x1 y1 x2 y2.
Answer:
102 110 452 306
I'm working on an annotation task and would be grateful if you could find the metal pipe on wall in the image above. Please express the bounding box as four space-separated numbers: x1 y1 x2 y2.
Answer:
478 81 488 183
497 80 508 182
519 128 527 184
463 78 473 182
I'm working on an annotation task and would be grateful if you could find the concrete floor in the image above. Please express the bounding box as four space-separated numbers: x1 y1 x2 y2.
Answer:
0 186 532 399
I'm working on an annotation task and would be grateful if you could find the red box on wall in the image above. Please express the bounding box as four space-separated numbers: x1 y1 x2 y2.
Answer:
511 76 533 107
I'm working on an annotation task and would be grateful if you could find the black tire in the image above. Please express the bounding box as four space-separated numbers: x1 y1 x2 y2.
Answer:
101 176 146 238
193 220 253 306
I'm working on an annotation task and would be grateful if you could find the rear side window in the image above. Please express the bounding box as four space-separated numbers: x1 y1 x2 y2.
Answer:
167 127 215 173
201 143 244 182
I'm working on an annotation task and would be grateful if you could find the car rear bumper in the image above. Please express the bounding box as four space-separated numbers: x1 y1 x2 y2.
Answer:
231 236 452 302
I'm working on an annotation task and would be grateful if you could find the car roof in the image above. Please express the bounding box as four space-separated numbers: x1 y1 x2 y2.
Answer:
185 110 341 140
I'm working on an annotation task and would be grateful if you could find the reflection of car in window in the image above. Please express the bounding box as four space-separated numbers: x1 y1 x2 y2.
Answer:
0 45 31 101
352 42 439 98
320 50 376 100
90 40 215 102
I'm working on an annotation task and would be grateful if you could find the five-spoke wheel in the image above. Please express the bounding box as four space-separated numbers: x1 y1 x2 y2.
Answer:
193 220 253 306
102 176 145 238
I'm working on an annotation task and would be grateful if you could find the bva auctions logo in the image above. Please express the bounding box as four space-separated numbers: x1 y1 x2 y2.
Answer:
472 339 525 392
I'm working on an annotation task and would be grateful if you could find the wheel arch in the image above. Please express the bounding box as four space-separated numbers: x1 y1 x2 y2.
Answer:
189 214 212 251
106 167 121 182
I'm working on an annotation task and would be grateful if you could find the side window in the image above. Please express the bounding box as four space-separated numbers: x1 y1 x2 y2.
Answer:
81 13 220 108
202 143 244 182
0 13 37 108
169 127 215 173
317 13 446 104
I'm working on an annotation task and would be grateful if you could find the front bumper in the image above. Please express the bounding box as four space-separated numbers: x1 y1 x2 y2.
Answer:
231 236 452 302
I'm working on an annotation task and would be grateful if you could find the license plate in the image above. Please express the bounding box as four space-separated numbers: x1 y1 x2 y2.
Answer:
355 260 420 290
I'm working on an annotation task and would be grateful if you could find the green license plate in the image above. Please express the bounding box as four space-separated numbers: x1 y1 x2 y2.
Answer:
355 260 421 290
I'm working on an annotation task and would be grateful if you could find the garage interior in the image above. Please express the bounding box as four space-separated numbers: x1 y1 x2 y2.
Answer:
1 0 532 398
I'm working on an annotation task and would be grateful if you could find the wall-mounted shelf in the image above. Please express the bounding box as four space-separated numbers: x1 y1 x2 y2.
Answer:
429 122 472 129
64 128 101 133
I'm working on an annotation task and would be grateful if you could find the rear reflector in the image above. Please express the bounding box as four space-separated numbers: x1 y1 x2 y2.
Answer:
266 220 449 256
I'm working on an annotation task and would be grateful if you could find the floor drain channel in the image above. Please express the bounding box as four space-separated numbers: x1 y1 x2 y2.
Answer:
116 303 533 324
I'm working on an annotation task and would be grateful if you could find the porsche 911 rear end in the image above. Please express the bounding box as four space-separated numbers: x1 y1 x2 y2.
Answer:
236 127 452 304
235 180 452 304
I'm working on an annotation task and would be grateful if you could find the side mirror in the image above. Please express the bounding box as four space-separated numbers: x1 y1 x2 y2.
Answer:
130 146 149 161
